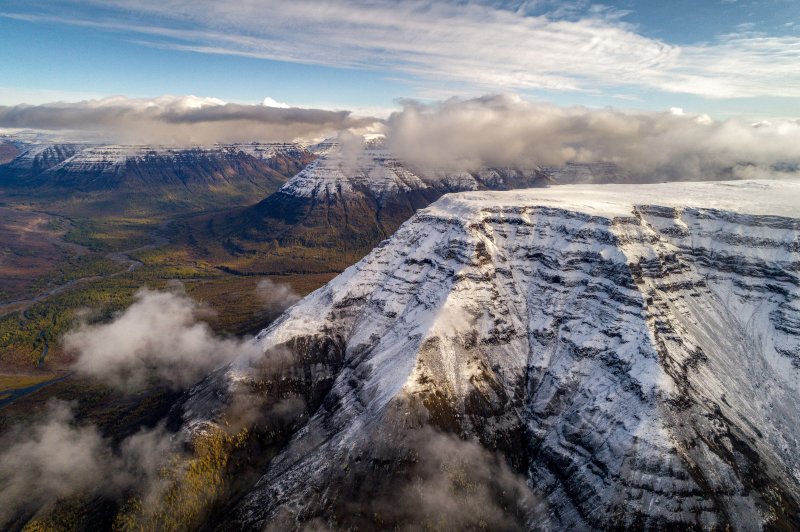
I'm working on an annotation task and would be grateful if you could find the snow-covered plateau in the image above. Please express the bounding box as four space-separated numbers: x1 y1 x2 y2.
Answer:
182 179 799 530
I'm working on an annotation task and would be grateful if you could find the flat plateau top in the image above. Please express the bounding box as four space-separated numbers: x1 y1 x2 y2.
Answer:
429 179 800 219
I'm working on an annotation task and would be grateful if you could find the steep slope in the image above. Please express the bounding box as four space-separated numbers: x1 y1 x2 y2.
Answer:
0 140 20 164
180 179 800 530
200 145 551 273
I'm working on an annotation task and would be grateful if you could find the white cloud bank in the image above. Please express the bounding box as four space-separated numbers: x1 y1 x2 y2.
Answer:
4 0 800 99
255 279 301 322
2 93 798 182
385 95 800 180
0 402 175 526
0 95 379 144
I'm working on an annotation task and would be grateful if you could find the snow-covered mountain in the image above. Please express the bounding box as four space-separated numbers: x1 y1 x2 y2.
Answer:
44 143 309 175
277 145 551 199
0 142 317 215
218 144 552 267
0 142 314 191
180 179 800 530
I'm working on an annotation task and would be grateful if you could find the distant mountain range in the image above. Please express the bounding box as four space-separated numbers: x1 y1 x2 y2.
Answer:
0 136 634 271
0 141 316 214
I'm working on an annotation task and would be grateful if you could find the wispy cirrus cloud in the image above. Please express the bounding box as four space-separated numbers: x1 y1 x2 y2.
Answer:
3 0 800 100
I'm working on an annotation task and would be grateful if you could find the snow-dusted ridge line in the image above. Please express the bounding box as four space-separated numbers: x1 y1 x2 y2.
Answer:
4 141 310 173
274 144 551 200
278 151 430 198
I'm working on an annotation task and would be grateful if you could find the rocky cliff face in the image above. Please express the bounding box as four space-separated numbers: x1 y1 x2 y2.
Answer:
180 179 800 530
5 143 92 173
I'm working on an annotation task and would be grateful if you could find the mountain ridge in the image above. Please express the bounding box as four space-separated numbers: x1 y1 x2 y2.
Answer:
0 141 317 220
1 142 315 191
192 145 554 274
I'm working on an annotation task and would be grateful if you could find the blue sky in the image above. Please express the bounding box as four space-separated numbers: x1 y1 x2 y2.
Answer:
1 0 799 118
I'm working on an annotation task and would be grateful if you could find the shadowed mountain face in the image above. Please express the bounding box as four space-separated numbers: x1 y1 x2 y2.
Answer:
0 141 21 164
172 179 800 531
0 142 316 213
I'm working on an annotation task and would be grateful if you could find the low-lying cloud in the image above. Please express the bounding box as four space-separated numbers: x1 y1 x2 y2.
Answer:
0 401 175 527
371 427 542 530
64 287 263 390
269 425 544 530
0 95 380 144
2 275 309 526
63 280 305 391
385 95 800 181
255 279 301 322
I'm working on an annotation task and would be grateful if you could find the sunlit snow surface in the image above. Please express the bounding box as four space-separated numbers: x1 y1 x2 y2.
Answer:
426 179 800 219
279 152 429 198
275 144 549 199
188 179 800 529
